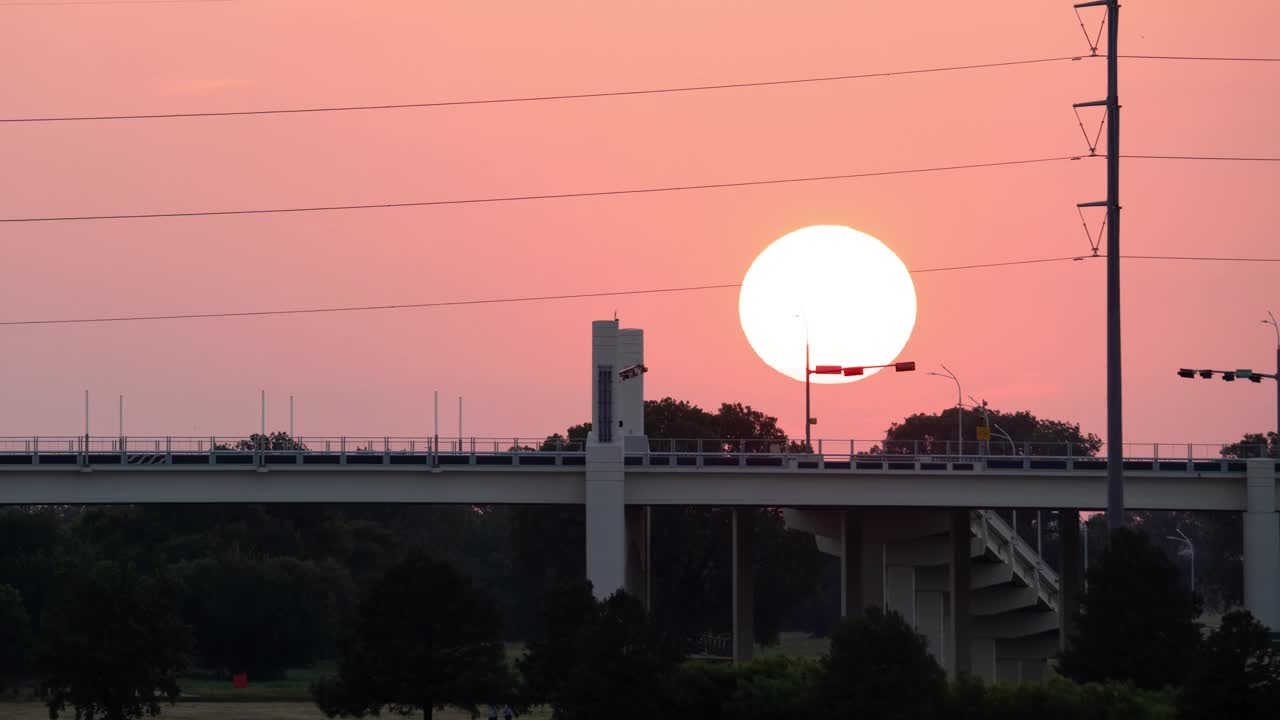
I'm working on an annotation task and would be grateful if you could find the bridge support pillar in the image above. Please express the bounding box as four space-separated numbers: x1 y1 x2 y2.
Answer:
839 509 862 617
625 506 651 610
886 565 916 625
861 538 886 612
732 507 755 664
917 590 945 662
1244 459 1280 630
585 444 626 598
1057 509 1081 651
948 509 972 676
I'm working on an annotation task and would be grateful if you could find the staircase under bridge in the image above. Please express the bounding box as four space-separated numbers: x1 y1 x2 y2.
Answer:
784 507 1065 682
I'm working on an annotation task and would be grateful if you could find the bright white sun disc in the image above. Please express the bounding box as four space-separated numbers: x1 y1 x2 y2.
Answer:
738 225 917 383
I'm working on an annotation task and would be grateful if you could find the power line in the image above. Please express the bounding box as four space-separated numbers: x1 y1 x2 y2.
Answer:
1122 154 1280 163
0 0 229 6
0 56 1083 123
0 155 1083 224
3 254 1275 327
1121 54 1280 63
910 256 1085 273
1116 254 1280 263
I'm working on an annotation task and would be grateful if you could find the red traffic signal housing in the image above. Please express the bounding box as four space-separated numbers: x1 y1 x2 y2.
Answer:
843 367 865 376
895 361 916 372
813 365 844 375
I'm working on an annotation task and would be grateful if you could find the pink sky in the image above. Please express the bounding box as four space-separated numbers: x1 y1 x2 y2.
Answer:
1 0 1276 446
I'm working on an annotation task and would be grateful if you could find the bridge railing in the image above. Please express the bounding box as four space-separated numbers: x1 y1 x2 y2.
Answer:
0 436 1271 468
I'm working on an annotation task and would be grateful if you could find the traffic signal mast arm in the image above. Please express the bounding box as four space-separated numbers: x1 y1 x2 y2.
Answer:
1178 368 1278 383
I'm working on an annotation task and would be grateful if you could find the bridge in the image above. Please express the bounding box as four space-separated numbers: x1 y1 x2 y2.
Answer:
0 437 1274 511
2 319 1277 683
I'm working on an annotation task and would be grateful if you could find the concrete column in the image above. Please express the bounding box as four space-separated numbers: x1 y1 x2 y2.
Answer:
860 540 886 612
1244 459 1280 630
971 638 997 681
625 505 650 609
886 566 916 625
1057 509 1081 650
732 508 756 664
917 590 945 663
585 444 626 598
840 509 863 617
949 509 972 676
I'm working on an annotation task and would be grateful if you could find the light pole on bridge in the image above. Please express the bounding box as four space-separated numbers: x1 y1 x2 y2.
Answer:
928 365 963 453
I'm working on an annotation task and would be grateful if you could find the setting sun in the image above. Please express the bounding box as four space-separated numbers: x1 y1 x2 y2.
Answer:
738 225 917 383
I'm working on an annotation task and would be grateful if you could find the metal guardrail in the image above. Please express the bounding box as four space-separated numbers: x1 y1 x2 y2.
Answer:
974 510 1060 613
0 437 1271 472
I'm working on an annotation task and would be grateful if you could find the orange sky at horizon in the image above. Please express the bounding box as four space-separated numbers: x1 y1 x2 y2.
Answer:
1 0 1277 446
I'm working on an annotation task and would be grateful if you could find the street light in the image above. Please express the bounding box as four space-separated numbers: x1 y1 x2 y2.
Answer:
1166 528 1194 593
928 365 963 453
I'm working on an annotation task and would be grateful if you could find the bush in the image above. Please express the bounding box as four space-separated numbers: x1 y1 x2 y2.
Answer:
818 607 946 720
544 590 680 720
659 656 818 720
1059 528 1202 689
946 675 1176 720
1179 609 1280 719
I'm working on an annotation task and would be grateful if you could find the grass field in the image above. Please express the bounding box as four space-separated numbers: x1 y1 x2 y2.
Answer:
4 703 551 719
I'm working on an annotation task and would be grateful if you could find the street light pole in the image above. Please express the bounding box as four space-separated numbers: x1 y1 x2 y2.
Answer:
1167 529 1194 593
805 339 811 451
928 365 963 453
1266 312 1279 455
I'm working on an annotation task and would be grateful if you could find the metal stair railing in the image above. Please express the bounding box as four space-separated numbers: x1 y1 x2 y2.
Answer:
972 509 1060 613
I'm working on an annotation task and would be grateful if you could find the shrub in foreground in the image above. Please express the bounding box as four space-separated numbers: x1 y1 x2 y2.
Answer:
660 656 819 720
946 675 1176 720
817 607 946 720
1178 609 1280 720
1059 528 1202 689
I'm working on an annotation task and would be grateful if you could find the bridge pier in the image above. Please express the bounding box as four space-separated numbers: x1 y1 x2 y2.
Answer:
1057 509 1081 651
948 509 973 676
585 444 626 598
1244 458 1280 630
732 507 756 664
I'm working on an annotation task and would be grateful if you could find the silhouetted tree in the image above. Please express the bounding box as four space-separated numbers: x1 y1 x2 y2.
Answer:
528 589 680 720
1058 528 1202 689
36 561 190 720
817 607 945 720
176 555 353 679
517 580 598 705
881 407 1101 456
311 552 515 719
0 584 32 693
1179 609 1280 720
1221 431 1278 459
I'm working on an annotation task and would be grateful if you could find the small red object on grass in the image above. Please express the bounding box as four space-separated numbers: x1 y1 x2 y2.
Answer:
232 673 248 689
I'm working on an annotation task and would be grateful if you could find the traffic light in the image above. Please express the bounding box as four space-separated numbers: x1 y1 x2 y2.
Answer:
894 361 917 372
1178 368 1196 378
1199 370 1213 379
1223 372 1236 382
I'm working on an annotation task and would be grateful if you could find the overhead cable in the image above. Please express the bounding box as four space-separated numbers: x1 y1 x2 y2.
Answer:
0 156 1083 224
3 254 1278 327
0 57 1083 123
